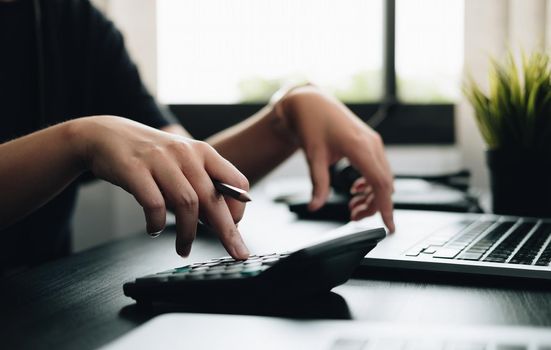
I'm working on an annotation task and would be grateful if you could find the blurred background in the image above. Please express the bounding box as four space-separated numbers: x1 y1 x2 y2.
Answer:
74 0 551 252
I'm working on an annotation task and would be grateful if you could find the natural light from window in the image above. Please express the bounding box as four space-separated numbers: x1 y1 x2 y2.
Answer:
157 0 464 104
157 0 383 104
396 0 464 102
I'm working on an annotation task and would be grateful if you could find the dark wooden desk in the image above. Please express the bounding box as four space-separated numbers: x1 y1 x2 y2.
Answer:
1 198 550 350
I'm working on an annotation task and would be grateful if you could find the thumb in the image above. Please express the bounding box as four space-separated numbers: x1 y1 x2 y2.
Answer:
306 149 331 211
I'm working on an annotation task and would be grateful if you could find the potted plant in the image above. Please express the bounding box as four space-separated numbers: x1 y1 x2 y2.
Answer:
464 51 551 217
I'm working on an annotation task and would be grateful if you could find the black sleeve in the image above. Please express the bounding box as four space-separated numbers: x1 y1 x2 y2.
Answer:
71 0 177 129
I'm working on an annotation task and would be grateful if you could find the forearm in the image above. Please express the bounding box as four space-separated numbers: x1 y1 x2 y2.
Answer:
0 121 84 228
206 105 299 183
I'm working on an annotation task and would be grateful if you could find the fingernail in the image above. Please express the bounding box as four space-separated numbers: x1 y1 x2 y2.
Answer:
386 219 396 233
350 187 362 194
234 241 249 260
308 198 321 212
148 230 162 238
179 245 192 257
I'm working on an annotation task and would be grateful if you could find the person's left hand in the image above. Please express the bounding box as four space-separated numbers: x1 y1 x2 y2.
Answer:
276 85 395 232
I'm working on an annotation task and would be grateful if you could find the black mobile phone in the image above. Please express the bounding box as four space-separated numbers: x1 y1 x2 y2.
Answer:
123 225 386 306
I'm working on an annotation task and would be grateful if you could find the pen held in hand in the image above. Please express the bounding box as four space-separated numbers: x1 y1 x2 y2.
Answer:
213 180 252 202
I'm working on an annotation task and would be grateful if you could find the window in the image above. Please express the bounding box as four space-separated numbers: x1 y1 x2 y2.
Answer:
157 0 464 143
157 0 383 104
396 0 464 102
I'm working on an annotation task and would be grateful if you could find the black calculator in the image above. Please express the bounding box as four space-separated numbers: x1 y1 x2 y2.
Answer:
123 225 386 306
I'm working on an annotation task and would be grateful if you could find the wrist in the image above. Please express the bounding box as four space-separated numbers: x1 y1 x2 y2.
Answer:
268 83 316 147
269 95 299 150
274 84 326 126
62 118 93 173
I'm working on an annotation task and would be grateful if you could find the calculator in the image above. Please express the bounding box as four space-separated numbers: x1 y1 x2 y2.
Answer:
123 225 386 306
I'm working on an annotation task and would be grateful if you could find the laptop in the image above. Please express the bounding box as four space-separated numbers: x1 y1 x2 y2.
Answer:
102 313 551 350
350 210 551 280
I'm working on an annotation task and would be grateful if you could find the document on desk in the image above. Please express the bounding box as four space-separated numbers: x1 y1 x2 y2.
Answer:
102 313 551 350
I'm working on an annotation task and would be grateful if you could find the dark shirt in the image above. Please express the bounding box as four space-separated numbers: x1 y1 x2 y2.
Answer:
0 0 174 272
0 0 38 139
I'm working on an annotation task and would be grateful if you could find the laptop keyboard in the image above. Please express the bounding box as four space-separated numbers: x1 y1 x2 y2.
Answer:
330 337 550 350
405 218 551 267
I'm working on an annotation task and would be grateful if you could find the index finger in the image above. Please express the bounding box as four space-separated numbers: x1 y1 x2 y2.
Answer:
186 167 250 260
200 183 250 260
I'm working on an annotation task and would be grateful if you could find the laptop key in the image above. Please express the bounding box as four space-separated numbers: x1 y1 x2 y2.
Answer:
433 248 461 259
484 257 507 263
405 220 483 258
406 245 425 257
422 246 438 254
484 222 533 263
458 222 515 261
467 247 487 253
458 252 484 261
510 223 551 265
446 242 470 249
535 247 551 266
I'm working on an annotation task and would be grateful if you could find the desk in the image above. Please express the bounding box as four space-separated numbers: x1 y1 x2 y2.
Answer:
1 196 550 350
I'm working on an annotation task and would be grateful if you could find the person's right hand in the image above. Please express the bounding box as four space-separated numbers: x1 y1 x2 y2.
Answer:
70 116 250 259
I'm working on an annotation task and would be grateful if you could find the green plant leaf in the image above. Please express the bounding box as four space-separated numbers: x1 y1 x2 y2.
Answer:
463 50 551 151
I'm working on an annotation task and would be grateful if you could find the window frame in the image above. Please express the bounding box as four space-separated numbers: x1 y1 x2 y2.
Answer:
167 0 455 145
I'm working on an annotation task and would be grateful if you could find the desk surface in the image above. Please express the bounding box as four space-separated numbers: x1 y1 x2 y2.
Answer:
1 197 550 350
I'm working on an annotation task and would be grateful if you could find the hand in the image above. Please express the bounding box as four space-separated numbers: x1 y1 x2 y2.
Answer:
71 116 250 259
278 86 395 232
348 177 377 221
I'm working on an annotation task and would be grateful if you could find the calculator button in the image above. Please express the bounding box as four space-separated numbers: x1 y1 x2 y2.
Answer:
175 271 206 281
209 265 226 272
259 254 278 259
173 266 191 273
224 267 243 274
189 268 207 274
262 258 279 265
204 270 222 278
191 266 209 271
222 272 242 279
246 265 269 274
241 265 266 275
241 270 262 277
